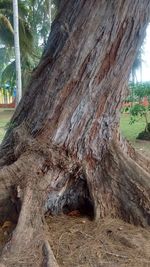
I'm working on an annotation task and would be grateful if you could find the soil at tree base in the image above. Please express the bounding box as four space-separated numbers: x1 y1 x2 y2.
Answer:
46 216 150 267
0 215 150 266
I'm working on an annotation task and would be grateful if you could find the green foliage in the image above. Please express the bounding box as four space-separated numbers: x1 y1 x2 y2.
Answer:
0 110 14 142
123 82 150 108
120 113 150 149
25 0 56 48
1 60 15 86
129 82 150 99
0 0 33 52
130 104 146 118
129 104 150 133
125 94 138 103
0 0 57 92
0 0 35 89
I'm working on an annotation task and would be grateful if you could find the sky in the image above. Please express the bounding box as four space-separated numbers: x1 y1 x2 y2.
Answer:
138 24 150 82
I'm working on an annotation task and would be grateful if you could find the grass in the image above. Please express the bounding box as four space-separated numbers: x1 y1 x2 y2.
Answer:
120 112 150 157
120 113 146 141
0 109 14 142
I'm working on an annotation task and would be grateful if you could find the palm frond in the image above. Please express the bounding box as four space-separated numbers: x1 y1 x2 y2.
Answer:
1 60 16 84
0 47 7 64
0 14 14 33
0 14 14 46
19 17 33 55
0 0 29 18
0 14 33 56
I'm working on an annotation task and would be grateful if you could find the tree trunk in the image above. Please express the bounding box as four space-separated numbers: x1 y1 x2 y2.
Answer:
0 0 150 266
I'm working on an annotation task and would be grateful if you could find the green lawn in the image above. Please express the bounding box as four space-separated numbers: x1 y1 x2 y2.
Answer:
120 113 150 157
0 109 14 142
120 113 146 141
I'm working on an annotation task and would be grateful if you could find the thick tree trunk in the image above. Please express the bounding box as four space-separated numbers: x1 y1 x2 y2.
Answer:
0 0 150 266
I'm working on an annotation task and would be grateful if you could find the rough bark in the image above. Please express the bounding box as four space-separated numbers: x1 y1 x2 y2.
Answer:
0 0 150 266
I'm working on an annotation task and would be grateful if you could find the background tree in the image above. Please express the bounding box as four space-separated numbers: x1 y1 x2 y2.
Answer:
130 103 150 132
0 0 150 266
130 48 143 84
0 0 56 92
129 82 150 140
28 0 56 46
13 0 22 105
0 0 34 90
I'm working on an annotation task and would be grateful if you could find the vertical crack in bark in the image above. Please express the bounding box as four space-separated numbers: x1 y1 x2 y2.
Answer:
95 20 127 85
0 0 150 266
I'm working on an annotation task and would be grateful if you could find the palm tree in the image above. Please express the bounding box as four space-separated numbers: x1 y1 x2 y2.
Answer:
0 0 56 94
0 0 33 52
0 0 34 92
13 0 22 105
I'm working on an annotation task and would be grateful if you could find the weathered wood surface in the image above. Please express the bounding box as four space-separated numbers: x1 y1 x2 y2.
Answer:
0 0 150 266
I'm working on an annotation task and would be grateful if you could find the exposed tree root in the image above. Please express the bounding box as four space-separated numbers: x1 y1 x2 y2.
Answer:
0 180 59 267
118 134 150 173
42 240 59 267
0 139 150 266
110 142 150 226
0 164 20 224
0 0 149 264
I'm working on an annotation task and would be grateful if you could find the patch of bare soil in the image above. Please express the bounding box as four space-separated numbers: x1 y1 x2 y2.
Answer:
46 215 150 267
133 140 150 159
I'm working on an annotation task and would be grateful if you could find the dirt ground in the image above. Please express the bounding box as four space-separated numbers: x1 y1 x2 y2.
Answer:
46 215 150 267
0 215 150 266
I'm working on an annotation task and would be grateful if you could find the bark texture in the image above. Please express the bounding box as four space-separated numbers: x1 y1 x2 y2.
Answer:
0 0 150 266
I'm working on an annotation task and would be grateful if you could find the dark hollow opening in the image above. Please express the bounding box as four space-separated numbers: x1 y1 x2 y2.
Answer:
0 185 21 254
62 174 95 220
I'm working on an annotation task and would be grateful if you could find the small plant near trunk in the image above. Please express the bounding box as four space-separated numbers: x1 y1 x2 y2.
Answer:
130 104 150 140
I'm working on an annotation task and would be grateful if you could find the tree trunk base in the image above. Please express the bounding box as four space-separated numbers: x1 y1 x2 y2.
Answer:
0 140 150 266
